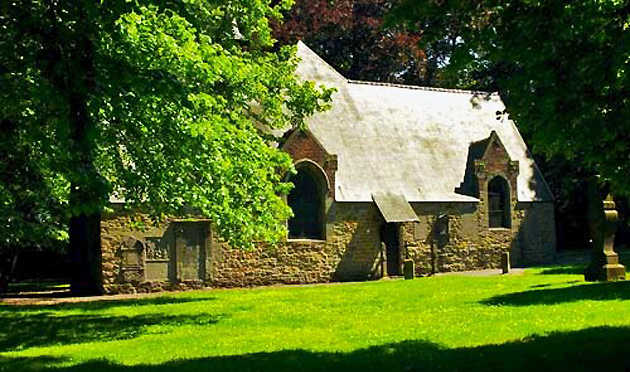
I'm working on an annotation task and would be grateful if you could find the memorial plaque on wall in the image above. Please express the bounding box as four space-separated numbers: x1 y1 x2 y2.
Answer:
122 241 142 266
175 221 209 281
460 213 478 239
144 235 174 281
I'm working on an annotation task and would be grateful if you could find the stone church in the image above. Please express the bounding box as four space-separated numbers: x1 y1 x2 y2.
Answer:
101 42 556 293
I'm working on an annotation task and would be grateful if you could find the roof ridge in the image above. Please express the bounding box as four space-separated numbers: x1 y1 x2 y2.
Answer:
346 79 498 96
297 41 346 82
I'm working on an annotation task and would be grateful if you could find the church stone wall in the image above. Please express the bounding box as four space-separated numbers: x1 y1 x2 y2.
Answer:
100 202 383 294
402 201 556 276
100 209 213 294
392 130 554 275
101 198 555 294
210 202 382 286
514 202 557 265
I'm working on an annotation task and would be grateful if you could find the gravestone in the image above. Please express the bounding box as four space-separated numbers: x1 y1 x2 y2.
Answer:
144 235 173 282
127 221 210 283
403 259 415 279
585 195 626 281
500 252 510 274
119 236 144 282
380 241 387 278
174 221 209 281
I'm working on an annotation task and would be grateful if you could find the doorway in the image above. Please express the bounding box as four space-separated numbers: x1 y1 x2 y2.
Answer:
381 223 401 276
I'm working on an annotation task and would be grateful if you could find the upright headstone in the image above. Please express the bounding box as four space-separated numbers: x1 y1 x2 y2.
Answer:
403 259 415 280
380 242 387 278
500 252 510 274
585 195 626 281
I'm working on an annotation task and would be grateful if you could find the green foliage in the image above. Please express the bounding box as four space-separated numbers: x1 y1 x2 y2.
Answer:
0 121 67 253
0 1 333 249
1 265 630 370
390 0 630 195
273 0 439 85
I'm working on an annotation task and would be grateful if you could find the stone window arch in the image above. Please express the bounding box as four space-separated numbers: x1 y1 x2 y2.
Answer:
488 176 511 228
287 161 328 239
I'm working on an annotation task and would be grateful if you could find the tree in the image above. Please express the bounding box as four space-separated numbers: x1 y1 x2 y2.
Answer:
0 119 68 294
273 0 442 85
389 1 630 196
1 1 332 295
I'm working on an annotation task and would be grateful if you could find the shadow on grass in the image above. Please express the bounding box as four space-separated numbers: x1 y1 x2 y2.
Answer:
482 280 630 306
0 296 222 352
2 290 73 299
0 311 221 352
7 280 69 293
0 295 217 312
537 264 586 276
2 326 630 372
1 281 71 299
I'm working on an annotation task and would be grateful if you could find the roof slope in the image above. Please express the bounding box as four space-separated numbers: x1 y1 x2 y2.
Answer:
295 41 552 203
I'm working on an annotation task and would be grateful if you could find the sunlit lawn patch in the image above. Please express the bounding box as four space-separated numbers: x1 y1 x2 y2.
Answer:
1 262 629 372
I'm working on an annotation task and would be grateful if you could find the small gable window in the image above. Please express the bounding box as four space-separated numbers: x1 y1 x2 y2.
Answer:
488 176 511 228
288 165 325 239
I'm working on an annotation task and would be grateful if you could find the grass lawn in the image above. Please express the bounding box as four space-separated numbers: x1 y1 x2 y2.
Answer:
1 264 630 372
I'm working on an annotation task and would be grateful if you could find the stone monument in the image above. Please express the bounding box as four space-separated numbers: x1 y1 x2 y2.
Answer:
403 259 415 280
501 252 510 274
585 195 626 281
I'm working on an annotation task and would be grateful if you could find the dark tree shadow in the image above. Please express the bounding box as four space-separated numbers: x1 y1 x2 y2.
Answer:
0 295 216 312
0 296 222 352
537 264 586 275
2 290 72 299
6 280 69 294
481 280 630 306
0 311 222 352
2 326 630 372
1 280 71 299
535 250 630 276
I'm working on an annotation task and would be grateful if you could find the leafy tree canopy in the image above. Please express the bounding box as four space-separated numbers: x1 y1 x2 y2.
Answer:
390 0 630 195
0 119 67 252
274 0 443 85
0 0 333 253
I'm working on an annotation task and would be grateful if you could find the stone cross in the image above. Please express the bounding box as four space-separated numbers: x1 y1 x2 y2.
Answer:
585 195 626 281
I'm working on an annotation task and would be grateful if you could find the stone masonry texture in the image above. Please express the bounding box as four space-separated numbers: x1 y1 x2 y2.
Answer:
100 129 556 293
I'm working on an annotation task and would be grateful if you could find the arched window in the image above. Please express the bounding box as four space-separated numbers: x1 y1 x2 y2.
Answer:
287 166 325 239
488 176 511 228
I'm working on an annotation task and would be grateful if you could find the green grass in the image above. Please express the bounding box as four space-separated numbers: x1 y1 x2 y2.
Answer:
6 280 70 294
1 264 630 372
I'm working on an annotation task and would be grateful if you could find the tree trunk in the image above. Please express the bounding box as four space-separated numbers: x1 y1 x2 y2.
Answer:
65 20 103 296
67 76 105 296
0 252 18 296
70 211 103 295
67 85 105 296
36 2 104 295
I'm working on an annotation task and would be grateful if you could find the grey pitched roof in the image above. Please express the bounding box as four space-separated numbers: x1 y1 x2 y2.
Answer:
295 41 553 203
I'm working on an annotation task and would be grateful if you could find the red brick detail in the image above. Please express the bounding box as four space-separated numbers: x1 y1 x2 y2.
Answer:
484 141 511 173
479 133 519 196
282 130 337 198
